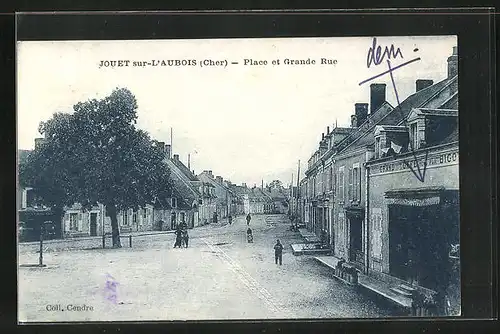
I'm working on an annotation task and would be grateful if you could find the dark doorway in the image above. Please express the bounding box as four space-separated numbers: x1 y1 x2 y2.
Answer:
388 204 442 290
349 217 363 264
171 213 177 230
90 213 98 236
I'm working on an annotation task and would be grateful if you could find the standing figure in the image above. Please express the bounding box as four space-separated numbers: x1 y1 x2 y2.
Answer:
246 227 253 243
246 213 251 226
274 239 283 265
213 212 218 224
182 229 189 248
228 215 232 225
173 228 182 248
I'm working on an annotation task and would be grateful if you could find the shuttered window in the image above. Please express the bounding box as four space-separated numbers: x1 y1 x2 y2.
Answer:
348 167 353 201
338 167 345 202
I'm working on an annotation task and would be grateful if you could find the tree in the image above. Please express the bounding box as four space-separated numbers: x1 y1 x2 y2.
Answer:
20 88 173 247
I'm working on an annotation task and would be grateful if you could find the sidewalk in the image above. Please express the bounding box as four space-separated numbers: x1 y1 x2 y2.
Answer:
298 228 321 243
314 255 412 309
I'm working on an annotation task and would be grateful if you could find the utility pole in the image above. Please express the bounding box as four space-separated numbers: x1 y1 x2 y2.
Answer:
296 160 300 217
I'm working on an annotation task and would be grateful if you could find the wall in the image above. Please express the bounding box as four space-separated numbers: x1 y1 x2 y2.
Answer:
367 144 459 274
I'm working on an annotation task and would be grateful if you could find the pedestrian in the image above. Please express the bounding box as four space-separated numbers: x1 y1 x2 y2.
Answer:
228 215 232 225
247 227 253 243
213 212 218 224
246 213 251 226
173 228 182 248
182 229 189 248
274 239 283 265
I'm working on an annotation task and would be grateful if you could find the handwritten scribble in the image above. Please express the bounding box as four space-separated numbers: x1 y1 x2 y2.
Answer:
360 39 428 182
366 37 404 68
104 273 119 304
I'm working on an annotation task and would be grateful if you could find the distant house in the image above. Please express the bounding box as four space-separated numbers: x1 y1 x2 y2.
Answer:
264 185 289 214
198 171 238 218
161 143 216 227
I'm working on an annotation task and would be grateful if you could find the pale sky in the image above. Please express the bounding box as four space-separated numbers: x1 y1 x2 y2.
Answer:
17 36 456 186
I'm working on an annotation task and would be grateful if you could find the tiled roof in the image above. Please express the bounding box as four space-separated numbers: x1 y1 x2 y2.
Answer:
165 158 201 200
170 158 199 181
338 76 455 154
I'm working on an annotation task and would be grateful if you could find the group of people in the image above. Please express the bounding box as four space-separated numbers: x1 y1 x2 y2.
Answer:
170 212 285 266
173 221 189 248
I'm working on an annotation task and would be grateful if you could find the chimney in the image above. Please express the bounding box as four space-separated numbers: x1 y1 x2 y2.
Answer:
447 46 458 78
355 103 369 126
216 176 223 183
321 133 325 140
209 170 213 177
165 144 171 159
173 154 179 161
350 114 358 128
242 183 247 188
158 141 165 153
327 126 330 135
416 79 434 92
34 137 44 149
370 83 386 113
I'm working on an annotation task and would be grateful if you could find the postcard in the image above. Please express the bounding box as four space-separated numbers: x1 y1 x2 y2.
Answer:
17 35 459 322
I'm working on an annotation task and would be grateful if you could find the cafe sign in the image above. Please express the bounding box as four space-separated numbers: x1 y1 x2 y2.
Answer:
373 149 458 175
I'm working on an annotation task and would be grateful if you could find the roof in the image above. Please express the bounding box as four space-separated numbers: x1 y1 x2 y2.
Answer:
165 158 201 200
170 158 198 181
198 172 236 196
337 76 456 155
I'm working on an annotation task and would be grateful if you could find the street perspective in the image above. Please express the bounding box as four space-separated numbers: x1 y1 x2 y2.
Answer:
17 36 460 322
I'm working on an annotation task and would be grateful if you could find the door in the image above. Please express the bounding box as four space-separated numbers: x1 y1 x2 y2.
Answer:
171 213 177 230
90 213 97 236
349 217 363 263
389 205 410 280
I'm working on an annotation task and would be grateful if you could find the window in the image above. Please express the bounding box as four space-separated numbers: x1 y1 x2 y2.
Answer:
171 198 177 208
410 123 418 150
143 208 147 219
133 211 138 225
69 213 79 231
123 211 129 226
180 212 185 223
338 167 345 202
352 166 361 202
348 167 353 201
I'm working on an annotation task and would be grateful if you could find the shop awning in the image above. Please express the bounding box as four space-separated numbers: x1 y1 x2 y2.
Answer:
385 186 445 206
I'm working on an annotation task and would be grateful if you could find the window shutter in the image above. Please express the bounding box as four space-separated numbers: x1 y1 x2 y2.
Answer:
348 168 353 201
358 168 362 201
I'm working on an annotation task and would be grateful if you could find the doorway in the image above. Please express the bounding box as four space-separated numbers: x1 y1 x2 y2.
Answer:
90 213 97 236
171 213 177 230
349 217 363 263
388 204 441 289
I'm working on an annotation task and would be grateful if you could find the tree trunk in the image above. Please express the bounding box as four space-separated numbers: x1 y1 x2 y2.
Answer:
107 202 122 248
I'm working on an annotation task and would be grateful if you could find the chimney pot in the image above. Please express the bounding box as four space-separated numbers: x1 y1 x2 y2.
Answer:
351 115 358 128
158 141 165 152
173 154 179 160
370 83 386 113
354 103 369 126
322 133 325 140
416 79 434 92
165 144 171 159
447 46 458 78
327 126 330 134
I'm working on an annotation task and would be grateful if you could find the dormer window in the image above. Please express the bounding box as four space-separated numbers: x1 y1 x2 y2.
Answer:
171 198 177 208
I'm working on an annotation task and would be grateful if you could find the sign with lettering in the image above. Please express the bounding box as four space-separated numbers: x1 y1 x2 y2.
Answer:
372 150 458 175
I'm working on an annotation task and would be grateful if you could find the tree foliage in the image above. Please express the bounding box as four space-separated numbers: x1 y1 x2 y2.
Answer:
20 88 173 247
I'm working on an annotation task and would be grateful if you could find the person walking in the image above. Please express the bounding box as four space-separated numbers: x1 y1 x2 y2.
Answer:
182 229 189 248
246 213 251 226
246 227 253 243
173 227 182 248
274 239 283 265
228 215 232 225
